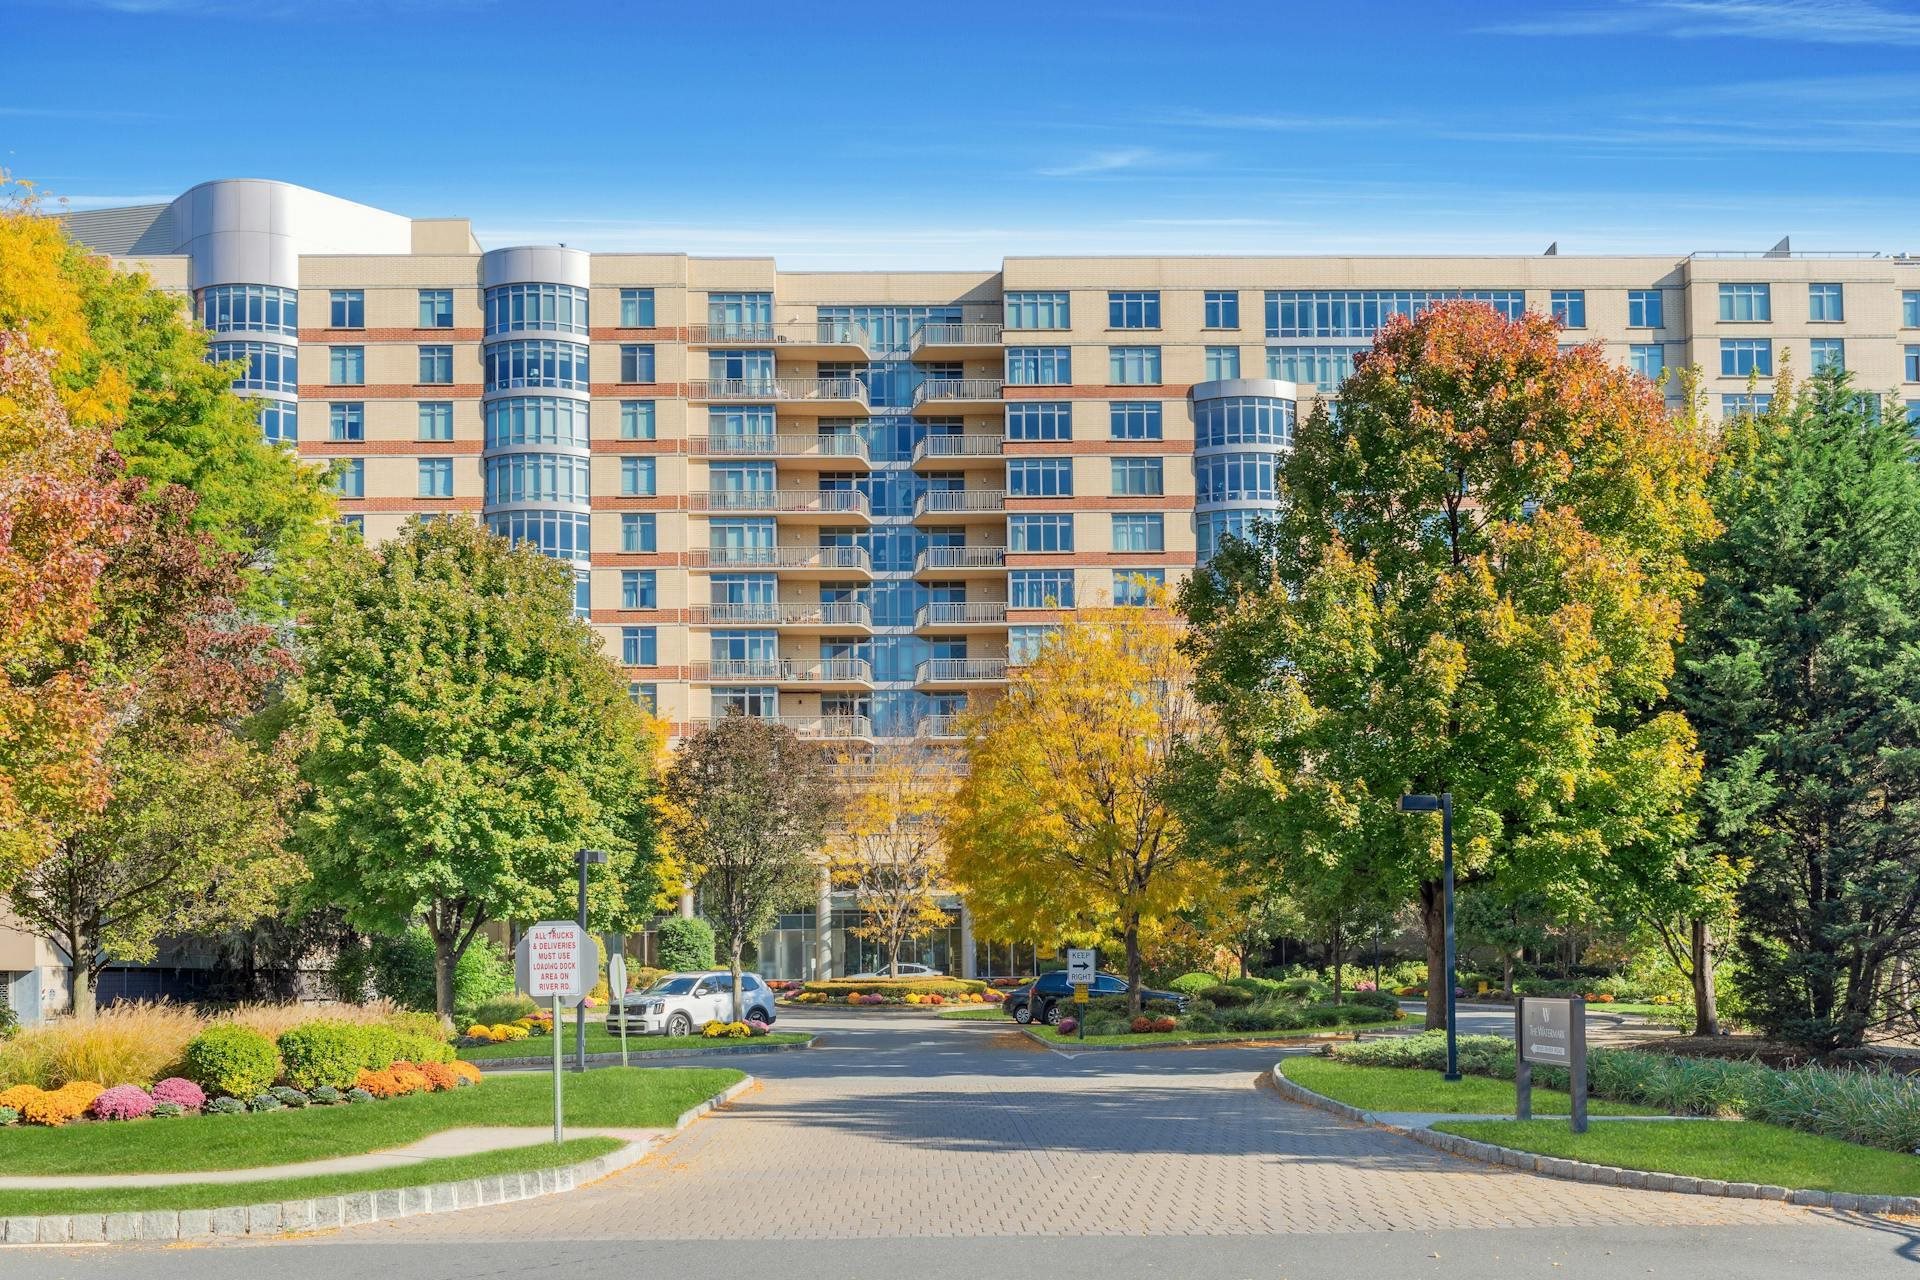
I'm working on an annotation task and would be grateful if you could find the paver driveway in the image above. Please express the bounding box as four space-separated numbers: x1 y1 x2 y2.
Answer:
359 1012 1802 1240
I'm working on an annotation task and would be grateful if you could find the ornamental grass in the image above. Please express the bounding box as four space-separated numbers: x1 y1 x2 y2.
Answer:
0 1001 203 1089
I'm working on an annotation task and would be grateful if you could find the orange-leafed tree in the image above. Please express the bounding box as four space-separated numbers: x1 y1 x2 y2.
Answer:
945 590 1218 1011
831 742 960 977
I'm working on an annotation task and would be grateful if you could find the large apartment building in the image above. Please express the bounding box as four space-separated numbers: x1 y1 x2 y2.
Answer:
9 176 1912 1009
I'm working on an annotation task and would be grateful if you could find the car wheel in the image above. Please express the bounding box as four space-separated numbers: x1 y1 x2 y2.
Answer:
746 1007 770 1025
666 1012 693 1037
1043 1002 1063 1026
1013 1002 1034 1025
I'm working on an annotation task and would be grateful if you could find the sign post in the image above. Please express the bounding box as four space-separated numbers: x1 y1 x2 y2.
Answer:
608 951 629 1069
1066 948 1095 1042
1515 996 1588 1133
515 921 597 1143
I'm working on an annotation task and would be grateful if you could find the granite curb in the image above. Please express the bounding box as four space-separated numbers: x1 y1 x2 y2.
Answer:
1266 1062 1920 1218
470 1035 814 1072
0 1074 755 1246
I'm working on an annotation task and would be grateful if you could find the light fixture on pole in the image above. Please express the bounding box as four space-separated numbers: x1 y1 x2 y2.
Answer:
575 849 608 1073
1397 792 1459 1082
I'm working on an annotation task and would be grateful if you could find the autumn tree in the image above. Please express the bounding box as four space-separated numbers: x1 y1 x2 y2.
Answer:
831 742 959 976
1677 372 1920 1051
661 715 835 1020
946 590 1218 1011
1181 302 1716 1031
293 517 659 1020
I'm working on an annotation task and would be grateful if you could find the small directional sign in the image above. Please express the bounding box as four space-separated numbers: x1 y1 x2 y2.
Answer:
1066 948 1096 986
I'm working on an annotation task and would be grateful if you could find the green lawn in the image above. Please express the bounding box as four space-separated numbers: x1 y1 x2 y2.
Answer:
1439 1118 1920 1197
936 1007 1011 1022
1032 1016 1404 1048
0 1067 743 1177
1282 1057 1660 1116
460 1028 808 1060
0 1137 624 1218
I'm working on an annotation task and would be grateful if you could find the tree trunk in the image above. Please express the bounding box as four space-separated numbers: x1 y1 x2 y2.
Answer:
1689 916 1721 1037
1421 879 1447 1031
730 936 745 1023
432 929 457 1023
1125 913 1143 1014
71 959 97 1020
1331 929 1344 1004
1502 950 1514 997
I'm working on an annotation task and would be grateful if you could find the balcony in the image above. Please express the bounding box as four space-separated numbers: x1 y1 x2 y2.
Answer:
687 714 874 741
912 489 1005 524
687 546 872 579
914 658 1008 687
685 321 872 358
692 489 871 524
686 377 869 416
686 601 873 633
692 433 871 469
910 322 1004 360
911 377 1003 415
691 658 875 689
913 545 1007 578
914 714 963 741
914 601 1008 631
910 434 1004 469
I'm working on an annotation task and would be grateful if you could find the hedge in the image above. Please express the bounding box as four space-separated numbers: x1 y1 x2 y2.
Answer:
182 1025 280 1099
657 917 716 972
800 978 988 998
276 1021 366 1091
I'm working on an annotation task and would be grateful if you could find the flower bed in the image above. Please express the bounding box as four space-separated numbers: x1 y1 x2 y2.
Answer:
782 978 1000 1008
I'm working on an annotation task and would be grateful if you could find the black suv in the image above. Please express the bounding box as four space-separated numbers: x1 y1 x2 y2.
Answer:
1004 971 1187 1025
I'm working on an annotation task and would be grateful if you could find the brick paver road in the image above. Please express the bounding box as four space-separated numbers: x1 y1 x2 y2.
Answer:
357 1013 1804 1241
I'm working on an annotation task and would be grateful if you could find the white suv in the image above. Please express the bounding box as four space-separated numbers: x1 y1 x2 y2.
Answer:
607 971 777 1037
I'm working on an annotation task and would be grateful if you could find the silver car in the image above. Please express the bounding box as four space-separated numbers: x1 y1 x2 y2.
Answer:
606 971 776 1037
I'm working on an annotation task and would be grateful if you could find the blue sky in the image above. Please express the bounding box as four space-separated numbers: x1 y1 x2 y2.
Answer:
4 0 1917 267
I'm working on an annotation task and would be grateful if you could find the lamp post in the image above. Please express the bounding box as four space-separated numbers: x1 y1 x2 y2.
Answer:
575 849 608 1072
1397 792 1459 1082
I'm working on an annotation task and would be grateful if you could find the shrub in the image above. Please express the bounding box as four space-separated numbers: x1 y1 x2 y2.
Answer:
657 916 717 972
310 1085 344 1105
369 929 514 1014
466 995 537 1028
1130 1015 1156 1034
419 1061 459 1092
1276 977 1328 1002
89 1085 156 1121
0 1106 15 1126
216 999 407 1042
1056 1017 1079 1035
1082 1011 1130 1037
450 1060 484 1086
356 1024 402 1072
1198 984 1254 1009
269 1086 310 1109
346 1086 375 1104
22 1090 87 1126
183 1025 280 1099
1180 1011 1220 1033
0 1083 44 1110
150 1077 205 1112
247 1093 283 1112
355 1069 405 1099
1168 972 1221 996
56 1079 105 1108
151 1102 184 1119
277 1021 367 1091
395 1029 455 1065
206 1096 247 1115
0 1001 202 1089
1230 976 1284 995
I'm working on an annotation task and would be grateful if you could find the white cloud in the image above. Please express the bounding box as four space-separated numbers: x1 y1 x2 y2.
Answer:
1036 148 1165 178
1483 0 1920 46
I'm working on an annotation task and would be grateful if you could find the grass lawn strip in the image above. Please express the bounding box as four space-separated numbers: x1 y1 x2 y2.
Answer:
935 1007 1009 1022
0 1137 624 1218
1281 1057 1660 1116
1437 1118 1920 1198
1032 1017 1404 1048
0 1067 744 1177
460 1028 808 1060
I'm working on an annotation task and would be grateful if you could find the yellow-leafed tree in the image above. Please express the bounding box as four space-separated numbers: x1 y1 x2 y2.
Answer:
832 742 960 977
945 590 1219 1010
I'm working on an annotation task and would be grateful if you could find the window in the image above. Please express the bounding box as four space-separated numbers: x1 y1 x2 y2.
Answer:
621 400 657 440
1006 347 1071 385
1629 344 1665 380
1009 624 1059 663
1909 401 1920 428
418 401 453 440
1009 514 1074 552
621 626 658 667
1197 510 1264 561
1810 339 1845 375
1007 457 1074 496
339 514 364 536
1721 393 1773 418
418 458 453 498
1718 283 1772 322
1010 569 1075 608
329 290 364 329
418 289 453 328
1111 513 1164 553
208 341 297 393
1905 345 1920 382
1108 290 1160 329
1198 452 1281 503
1110 402 1163 440
621 570 657 609
1267 289 1524 338
628 682 658 712
329 346 364 385
1112 568 1166 605
485 283 588 335
417 345 452 384
484 339 588 392
328 402 364 441
1108 346 1161 384
1006 402 1072 440
1205 345 1241 380
1628 290 1664 328
200 284 296 334
1721 339 1773 377
620 344 656 384
1111 457 1163 496
487 510 589 562
334 458 364 498
484 453 589 505
485 397 589 448
1905 292 1920 328
1808 283 1845 323
1268 345 1360 391
706 292 772 336
1204 290 1239 329
620 513 657 552
1551 290 1587 328
619 288 656 328
620 456 657 496
1005 291 1069 330
1195 395 1293 447
258 401 296 444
